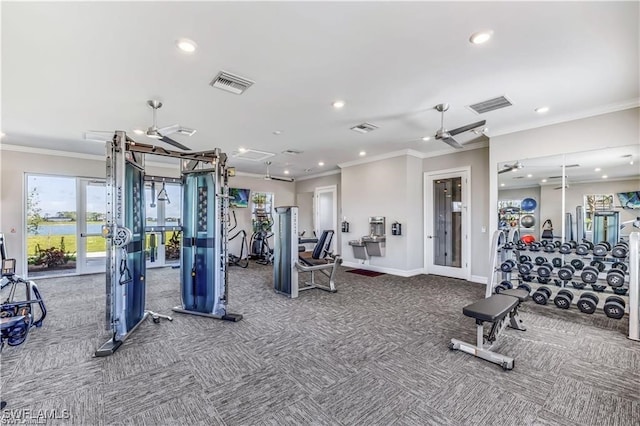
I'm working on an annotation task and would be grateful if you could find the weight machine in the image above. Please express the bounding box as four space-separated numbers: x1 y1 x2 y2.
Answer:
95 131 241 357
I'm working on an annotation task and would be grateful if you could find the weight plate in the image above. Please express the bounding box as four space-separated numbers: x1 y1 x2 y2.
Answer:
554 294 572 309
537 265 552 278
575 245 589 256
557 289 575 301
612 246 628 258
577 297 597 314
559 244 572 254
592 245 608 257
532 291 549 305
538 286 552 298
580 267 599 284
605 295 626 306
581 292 599 305
557 266 574 281
603 301 625 320
606 269 625 288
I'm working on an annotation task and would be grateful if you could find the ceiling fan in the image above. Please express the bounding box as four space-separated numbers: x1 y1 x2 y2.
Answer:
498 161 524 174
434 103 486 149
263 161 294 182
144 100 195 151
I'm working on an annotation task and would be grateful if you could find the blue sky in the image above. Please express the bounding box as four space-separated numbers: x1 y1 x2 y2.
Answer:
28 175 181 218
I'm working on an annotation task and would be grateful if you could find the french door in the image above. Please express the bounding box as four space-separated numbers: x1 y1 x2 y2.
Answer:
78 179 107 274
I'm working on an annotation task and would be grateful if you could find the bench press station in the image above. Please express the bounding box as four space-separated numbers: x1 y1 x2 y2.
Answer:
449 288 529 370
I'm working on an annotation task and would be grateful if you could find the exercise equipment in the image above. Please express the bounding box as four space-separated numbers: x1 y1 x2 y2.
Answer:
532 286 552 305
570 259 585 271
590 260 606 272
520 215 535 229
603 295 625 319
613 287 628 296
449 289 528 370
606 268 625 288
521 235 535 245
521 198 537 211
629 233 639 341
577 292 599 314
273 206 342 298
592 242 610 257
500 259 516 272
557 264 575 281
571 281 586 290
227 210 249 268
580 266 600 284
250 230 274 265
552 257 563 268
553 289 574 309
612 242 629 259
591 284 607 292
537 262 553 278
592 211 619 247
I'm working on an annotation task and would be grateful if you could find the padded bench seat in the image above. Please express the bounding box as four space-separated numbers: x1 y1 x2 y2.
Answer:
500 288 529 302
463 294 519 323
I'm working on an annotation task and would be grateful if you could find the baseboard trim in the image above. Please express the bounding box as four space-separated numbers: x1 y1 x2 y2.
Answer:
341 262 424 277
470 275 488 284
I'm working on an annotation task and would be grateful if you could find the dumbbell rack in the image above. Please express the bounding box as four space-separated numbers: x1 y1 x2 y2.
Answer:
488 230 640 342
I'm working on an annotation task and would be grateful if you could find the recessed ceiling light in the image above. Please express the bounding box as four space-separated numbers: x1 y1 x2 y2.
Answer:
469 30 493 45
594 167 601 172
273 130 282 135
318 162 325 166
527 174 532 178
359 151 366 156
133 129 144 135
630 160 634 165
238 147 247 153
284 170 290 175
500 183 505 187
535 106 550 114
602 175 608 179
332 100 345 109
176 38 197 53
541 179 547 183
422 136 431 141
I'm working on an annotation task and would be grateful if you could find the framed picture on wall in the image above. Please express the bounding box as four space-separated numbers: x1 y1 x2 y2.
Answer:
229 188 250 208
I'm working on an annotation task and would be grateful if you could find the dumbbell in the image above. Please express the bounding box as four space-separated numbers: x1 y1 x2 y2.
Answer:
611 242 629 259
552 257 563 268
494 280 514 294
557 264 576 281
500 259 517 272
558 243 572 254
580 266 600 284
612 261 628 272
534 256 547 266
502 242 514 250
571 281 586 290
553 289 574 309
591 283 607 292
532 286 552 305
570 259 585 271
517 283 532 293
613 287 628 296
521 274 535 282
603 296 626 319
590 260 606 272
537 277 551 284
515 241 527 251
575 240 594 256
577 292 599 314
518 261 534 275
519 255 532 263
592 241 611 257
537 262 554 278
543 244 556 254
606 268 625 288
529 242 542 252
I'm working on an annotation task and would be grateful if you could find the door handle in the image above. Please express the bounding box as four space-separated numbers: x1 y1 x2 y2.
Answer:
426 235 434 239
80 233 102 237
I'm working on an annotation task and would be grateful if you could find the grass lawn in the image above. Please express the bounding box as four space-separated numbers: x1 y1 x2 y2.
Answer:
27 231 179 255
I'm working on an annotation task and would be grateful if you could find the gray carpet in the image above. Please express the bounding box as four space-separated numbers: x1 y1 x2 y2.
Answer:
1 265 638 425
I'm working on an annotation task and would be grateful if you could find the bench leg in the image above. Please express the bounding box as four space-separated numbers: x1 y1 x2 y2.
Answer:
509 309 526 331
449 324 514 370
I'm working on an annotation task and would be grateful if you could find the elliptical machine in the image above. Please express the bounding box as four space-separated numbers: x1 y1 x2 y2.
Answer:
249 211 274 265
228 210 249 268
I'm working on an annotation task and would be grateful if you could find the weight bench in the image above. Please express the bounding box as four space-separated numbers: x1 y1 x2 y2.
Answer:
449 288 528 370
295 230 341 293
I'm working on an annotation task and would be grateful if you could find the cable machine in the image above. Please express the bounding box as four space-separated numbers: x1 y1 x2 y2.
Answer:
95 131 241 357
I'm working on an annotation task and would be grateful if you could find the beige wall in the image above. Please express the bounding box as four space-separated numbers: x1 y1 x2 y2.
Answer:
423 147 490 279
294 172 341 250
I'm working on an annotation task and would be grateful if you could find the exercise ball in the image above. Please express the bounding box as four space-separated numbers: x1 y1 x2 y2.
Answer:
520 214 536 229
521 198 537 211
521 234 536 244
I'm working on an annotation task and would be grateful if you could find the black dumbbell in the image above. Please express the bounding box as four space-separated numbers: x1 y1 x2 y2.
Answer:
591 283 607 292
557 264 576 281
500 259 517 272
516 241 527 251
503 242 514 250
518 261 534 275
517 283 532 293
612 242 629 259
558 243 573 254
534 256 547 266
613 287 628 296
554 289 574 309
570 259 585 271
603 296 626 319
521 274 535 282
537 277 551 284
519 255 532 263
537 262 554 278
552 257 563 268
612 261 628 272
590 260 606 272
577 292 599 314
572 281 586 290
576 240 594 256
543 244 556 253
592 242 610 257
532 286 552 305
580 266 600 284
606 268 625 288
529 242 542 252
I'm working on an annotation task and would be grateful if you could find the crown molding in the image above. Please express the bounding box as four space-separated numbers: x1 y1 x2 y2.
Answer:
295 169 341 181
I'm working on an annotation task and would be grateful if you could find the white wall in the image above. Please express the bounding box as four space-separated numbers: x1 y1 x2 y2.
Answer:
423 147 490 279
294 172 342 250
490 108 640 236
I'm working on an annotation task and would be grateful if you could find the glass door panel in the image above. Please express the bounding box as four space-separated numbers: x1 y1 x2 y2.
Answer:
78 179 106 274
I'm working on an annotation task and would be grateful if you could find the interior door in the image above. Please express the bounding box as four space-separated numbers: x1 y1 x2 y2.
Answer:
78 179 106 274
314 185 337 252
425 169 470 279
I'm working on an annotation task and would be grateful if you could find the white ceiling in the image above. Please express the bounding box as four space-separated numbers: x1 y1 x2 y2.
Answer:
2 2 639 178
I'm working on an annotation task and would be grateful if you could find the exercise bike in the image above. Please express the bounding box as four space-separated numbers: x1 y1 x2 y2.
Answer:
228 210 249 268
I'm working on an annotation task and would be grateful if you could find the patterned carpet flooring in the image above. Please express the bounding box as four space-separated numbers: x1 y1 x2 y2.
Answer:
1 265 638 425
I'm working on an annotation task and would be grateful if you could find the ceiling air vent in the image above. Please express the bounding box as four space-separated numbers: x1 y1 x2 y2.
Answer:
350 123 379 134
282 149 303 155
468 96 513 114
231 149 274 162
210 71 254 95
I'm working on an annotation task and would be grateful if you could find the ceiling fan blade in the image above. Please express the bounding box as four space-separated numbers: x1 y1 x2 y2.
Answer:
160 136 191 151
441 136 464 149
269 176 294 182
498 167 514 174
158 124 180 136
448 120 486 136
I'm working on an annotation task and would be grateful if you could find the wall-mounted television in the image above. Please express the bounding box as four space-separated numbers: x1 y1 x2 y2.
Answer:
229 188 250 208
617 191 640 209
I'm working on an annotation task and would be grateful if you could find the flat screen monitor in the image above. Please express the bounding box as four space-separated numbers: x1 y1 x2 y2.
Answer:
617 191 640 209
